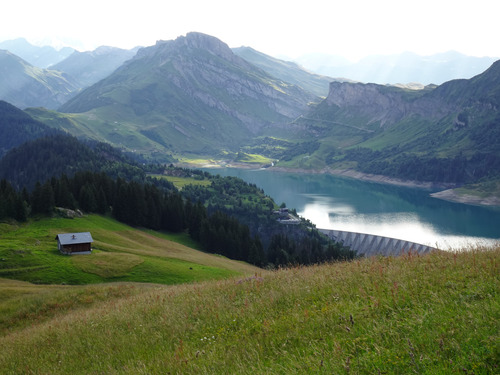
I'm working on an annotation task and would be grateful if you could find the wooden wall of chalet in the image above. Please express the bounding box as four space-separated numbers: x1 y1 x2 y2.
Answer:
62 243 91 254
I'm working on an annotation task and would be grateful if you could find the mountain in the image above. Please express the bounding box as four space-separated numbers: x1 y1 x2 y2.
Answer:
52 46 139 88
296 51 498 85
233 46 347 97
57 32 318 155
290 60 500 188
0 50 79 109
0 38 74 67
0 100 54 157
317 59 500 135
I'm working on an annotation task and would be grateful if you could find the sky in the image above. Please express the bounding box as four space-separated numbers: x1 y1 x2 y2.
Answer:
1 0 499 61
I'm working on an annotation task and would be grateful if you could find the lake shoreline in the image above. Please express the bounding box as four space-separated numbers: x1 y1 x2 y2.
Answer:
274 167 500 207
429 189 500 207
178 162 500 207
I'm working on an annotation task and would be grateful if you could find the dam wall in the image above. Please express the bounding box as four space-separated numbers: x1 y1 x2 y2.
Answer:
320 229 436 257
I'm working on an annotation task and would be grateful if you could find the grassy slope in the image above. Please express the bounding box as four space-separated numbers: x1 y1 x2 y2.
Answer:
148 174 212 189
0 246 498 374
0 215 259 286
26 107 169 158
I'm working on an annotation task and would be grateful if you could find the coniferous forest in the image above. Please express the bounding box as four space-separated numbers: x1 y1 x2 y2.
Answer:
0 135 354 268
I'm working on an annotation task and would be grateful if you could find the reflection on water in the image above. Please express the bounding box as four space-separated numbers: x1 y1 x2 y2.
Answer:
204 168 500 249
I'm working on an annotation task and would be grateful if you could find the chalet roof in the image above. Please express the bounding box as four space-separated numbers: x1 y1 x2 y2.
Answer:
56 232 93 245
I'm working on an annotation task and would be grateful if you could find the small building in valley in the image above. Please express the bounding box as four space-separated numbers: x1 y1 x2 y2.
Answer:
55 232 93 255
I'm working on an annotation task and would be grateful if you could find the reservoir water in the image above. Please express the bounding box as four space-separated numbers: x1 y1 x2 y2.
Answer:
205 168 500 249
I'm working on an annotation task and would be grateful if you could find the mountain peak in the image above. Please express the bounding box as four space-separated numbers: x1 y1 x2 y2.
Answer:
59 32 317 154
138 32 246 68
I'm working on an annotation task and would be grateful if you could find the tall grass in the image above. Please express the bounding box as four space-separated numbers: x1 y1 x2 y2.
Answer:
1 246 498 374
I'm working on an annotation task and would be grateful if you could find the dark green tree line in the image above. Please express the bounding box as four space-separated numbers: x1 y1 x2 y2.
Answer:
1 168 353 268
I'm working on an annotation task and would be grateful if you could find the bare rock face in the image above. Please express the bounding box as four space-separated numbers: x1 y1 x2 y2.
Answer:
324 80 456 127
326 82 409 126
323 60 500 130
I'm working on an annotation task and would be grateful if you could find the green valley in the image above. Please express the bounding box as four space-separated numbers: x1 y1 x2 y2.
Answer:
17 34 498 204
1 29 499 375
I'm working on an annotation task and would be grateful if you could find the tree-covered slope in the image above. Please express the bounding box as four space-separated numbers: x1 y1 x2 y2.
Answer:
0 100 54 157
0 134 145 190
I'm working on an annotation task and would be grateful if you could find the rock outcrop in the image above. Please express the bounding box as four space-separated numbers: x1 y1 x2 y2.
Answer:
323 60 500 130
325 81 453 127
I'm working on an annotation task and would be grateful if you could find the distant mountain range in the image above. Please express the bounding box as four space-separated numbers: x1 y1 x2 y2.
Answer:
0 50 79 109
232 47 351 97
0 38 74 68
0 33 499 202
0 39 138 108
52 46 139 88
294 51 498 85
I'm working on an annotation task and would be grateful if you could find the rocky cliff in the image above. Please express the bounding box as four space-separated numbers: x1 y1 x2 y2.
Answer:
323 60 500 130
325 81 453 127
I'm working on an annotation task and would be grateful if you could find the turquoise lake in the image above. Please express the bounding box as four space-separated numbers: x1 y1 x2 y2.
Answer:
205 168 500 249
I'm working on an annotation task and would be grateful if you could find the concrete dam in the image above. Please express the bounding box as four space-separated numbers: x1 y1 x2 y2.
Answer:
320 229 436 257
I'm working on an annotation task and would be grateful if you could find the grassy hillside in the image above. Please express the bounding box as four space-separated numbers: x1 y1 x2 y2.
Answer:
0 245 498 373
26 107 173 161
232 46 335 97
0 215 259 286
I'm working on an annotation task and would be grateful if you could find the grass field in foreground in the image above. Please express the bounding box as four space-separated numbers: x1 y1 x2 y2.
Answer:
0 246 498 374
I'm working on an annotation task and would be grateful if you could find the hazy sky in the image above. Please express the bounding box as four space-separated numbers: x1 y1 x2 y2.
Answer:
2 0 498 61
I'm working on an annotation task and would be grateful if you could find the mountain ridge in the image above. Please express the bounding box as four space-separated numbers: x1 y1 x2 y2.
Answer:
9 32 498 202
57 32 318 155
0 37 74 67
52 46 139 88
0 50 79 109
232 46 350 97
295 50 499 85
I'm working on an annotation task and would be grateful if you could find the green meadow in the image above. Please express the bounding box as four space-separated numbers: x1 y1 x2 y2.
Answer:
148 174 213 189
0 215 258 286
0 237 498 373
